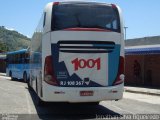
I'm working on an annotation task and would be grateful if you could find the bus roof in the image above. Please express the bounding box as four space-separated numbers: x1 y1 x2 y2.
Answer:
52 1 113 5
7 49 28 55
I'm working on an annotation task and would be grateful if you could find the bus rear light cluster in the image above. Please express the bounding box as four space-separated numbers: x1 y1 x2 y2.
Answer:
53 2 59 6
111 4 117 9
44 55 58 86
113 56 124 85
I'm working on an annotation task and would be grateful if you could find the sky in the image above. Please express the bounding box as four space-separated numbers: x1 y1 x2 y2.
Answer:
0 0 160 39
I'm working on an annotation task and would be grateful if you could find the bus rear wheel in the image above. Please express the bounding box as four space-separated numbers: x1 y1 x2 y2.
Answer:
27 78 33 92
35 95 45 107
79 102 99 106
9 71 13 80
23 72 27 83
35 79 45 106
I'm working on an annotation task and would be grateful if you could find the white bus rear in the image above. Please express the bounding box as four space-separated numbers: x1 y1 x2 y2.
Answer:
29 1 124 105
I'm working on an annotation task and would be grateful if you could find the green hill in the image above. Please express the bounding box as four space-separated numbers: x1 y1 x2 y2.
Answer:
0 26 31 52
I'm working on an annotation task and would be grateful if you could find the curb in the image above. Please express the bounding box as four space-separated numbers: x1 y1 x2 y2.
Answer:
0 73 6 77
125 89 160 97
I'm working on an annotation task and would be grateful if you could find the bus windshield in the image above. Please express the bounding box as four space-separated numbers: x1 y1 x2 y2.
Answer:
51 3 120 32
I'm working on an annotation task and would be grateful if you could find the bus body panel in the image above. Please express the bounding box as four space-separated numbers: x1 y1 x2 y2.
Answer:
7 64 30 79
42 81 123 102
6 49 30 81
48 31 121 87
30 1 124 103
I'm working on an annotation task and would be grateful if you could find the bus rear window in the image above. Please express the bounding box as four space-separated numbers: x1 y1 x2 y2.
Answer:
51 3 120 32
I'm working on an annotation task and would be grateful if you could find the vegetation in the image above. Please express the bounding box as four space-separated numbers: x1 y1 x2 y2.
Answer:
0 26 31 52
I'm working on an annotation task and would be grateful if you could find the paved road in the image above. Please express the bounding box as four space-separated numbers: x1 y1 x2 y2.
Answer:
0 75 160 119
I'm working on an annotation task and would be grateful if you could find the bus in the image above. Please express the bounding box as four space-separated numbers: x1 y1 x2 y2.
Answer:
29 1 124 105
6 49 30 82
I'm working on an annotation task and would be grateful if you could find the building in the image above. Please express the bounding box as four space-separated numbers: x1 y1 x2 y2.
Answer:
125 45 160 87
125 36 160 46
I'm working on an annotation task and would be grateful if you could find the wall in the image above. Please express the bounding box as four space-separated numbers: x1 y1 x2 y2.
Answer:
0 59 6 73
125 54 160 87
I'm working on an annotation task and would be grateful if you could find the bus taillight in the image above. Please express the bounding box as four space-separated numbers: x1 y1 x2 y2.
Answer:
113 56 125 85
53 2 59 6
44 55 58 86
111 4 117 9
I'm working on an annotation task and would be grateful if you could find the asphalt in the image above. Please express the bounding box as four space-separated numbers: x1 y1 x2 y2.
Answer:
0 72 160 96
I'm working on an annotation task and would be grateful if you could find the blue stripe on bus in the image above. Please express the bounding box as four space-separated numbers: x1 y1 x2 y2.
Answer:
108 45 120 86
7 49 27 55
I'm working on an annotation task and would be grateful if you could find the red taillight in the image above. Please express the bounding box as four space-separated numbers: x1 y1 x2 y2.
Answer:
113 56 125 85
53 2 59 6
111 4 117 9
44 55 58 86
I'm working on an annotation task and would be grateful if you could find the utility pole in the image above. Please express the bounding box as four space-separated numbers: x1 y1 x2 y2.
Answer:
124 27 128 40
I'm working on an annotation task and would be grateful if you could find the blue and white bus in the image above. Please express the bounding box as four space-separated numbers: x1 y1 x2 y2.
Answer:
6 49 30 82
29 1 124 105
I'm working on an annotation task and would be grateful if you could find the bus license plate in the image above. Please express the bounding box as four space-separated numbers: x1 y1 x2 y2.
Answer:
80 91 94 96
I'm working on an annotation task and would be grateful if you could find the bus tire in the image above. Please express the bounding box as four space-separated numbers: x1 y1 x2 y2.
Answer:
89 102 99 105
36 79 45 106
36 94 45 107
27 79 33 91
23 72 27 83
80 102 99 106
9 71 13 80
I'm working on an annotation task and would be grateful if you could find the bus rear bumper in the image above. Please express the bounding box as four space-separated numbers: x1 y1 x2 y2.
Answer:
42 82 124 103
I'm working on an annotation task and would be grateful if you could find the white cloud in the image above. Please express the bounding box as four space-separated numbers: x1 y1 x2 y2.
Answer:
26 35 30 38
19 32 23 34
4 27 15 31
4 26 30 38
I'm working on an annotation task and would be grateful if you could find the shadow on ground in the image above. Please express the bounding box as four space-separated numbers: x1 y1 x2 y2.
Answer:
9 78 25 83
27 88 122 119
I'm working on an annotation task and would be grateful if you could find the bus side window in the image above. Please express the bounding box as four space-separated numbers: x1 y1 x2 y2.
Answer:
22 53 25 63
43 12 46 27
25 53 30 64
